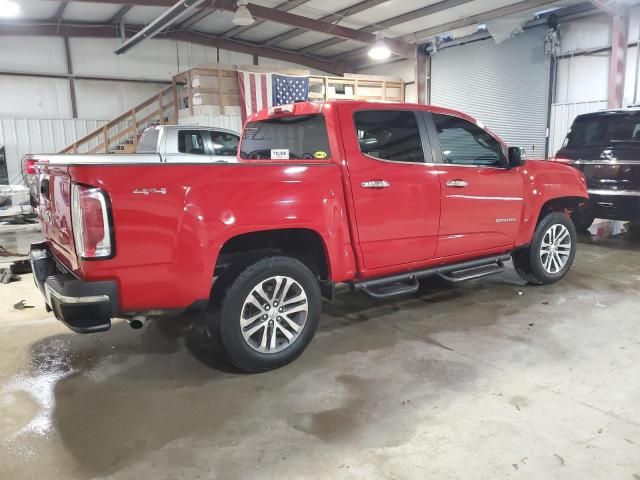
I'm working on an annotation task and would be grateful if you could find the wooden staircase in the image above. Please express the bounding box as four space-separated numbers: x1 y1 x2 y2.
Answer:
59 84 178 154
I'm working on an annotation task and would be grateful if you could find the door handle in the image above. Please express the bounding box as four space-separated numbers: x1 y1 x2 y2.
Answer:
361 180 390 189
446 179 468 188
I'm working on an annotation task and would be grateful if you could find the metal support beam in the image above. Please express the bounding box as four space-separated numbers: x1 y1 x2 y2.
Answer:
222 0 311 40
114 0 204 54
401 0 568 43
344 0 567 66
110 5 132 24
0 21 348 75
416 46 428 104
63 37 78 118
53 2 68 21
68 0 416 59
176 8 214 30
263 0 390 47
299 0 473 55
608 12 630 108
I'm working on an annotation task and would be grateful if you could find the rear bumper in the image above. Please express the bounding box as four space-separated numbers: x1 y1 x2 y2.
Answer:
587 190 640 221
29 242 118 333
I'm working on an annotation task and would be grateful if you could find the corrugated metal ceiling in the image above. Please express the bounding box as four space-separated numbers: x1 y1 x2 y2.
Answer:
14 0 585 59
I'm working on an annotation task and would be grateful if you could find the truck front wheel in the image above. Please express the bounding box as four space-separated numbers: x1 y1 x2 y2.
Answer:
211 256 321 372
512 212 577 285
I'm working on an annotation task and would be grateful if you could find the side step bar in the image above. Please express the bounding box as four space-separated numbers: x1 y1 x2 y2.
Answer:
354 254 511 300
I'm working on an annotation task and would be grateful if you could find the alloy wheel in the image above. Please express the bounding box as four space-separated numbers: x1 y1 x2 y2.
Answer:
539 223 572 274
240 276 309 354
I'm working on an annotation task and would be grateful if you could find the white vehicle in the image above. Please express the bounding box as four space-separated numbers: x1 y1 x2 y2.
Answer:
135 125 240 163
23 125 240 203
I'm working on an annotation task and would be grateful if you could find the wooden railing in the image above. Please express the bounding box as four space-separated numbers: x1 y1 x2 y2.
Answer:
60 83 179 154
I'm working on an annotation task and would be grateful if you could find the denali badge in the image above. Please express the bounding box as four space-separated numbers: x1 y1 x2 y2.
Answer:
132 188 167 196
496 217 517 223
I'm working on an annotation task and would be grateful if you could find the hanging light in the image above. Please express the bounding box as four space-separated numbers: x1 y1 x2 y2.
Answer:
368 32 391 60
233 0 254 26
0 0 20 18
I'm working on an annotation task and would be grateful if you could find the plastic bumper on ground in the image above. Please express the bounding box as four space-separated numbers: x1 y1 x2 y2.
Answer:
29 242 119 333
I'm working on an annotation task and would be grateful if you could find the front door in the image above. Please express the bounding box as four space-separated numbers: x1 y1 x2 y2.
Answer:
428 112 524 258
339 105 441 271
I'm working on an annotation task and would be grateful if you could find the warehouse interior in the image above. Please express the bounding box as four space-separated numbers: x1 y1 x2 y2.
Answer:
1 0 639 478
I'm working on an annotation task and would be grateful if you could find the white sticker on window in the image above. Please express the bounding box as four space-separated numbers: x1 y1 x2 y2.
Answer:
271 149 289 160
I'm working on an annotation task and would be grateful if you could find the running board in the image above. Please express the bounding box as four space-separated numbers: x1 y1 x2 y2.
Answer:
437 261 505 283
354 254 511 299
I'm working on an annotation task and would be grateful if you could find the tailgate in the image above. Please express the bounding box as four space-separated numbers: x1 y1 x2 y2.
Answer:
36 163 79 271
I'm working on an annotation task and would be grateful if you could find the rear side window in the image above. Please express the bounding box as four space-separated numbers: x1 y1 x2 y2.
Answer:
178 130 207 155
211 131 239 156
432 114 505 167
136 128 159 153
565 113 640 148
354 110 425 163
240 114 330 160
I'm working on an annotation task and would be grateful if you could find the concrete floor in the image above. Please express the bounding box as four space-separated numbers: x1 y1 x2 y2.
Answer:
1 230 639 479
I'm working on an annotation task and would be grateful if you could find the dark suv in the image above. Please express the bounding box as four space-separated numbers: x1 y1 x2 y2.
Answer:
555 108 640 229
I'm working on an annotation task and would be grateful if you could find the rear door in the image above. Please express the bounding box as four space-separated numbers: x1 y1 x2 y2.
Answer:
428 112 524 258
339 105 441 271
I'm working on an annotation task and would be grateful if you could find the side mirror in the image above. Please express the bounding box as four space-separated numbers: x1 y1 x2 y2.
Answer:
508 146 526 169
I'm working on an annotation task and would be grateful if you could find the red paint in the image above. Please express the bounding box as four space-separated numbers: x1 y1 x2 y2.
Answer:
35 100 588 314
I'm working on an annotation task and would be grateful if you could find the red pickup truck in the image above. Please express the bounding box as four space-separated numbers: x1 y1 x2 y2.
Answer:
29 101 588 372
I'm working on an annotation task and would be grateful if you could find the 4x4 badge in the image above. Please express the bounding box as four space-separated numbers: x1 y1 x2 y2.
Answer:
132 188 167 196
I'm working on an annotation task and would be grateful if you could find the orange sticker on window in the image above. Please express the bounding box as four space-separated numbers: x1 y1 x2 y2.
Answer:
314 151 328 159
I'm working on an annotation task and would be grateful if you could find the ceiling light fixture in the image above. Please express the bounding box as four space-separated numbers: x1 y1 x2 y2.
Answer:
0 0 20 18
368 32 391 60
233 0 254 26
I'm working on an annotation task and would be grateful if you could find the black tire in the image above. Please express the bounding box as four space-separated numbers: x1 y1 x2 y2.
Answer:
512 212 577 285
210 256 321 372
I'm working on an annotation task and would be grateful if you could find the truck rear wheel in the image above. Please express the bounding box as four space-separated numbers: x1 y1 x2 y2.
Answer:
512 212 577 285
211 256 321 372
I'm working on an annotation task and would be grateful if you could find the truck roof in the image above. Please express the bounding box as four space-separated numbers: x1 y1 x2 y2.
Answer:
577 106 640 117
247 100 481 127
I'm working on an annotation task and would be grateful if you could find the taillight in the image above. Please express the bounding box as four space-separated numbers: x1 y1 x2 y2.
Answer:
24 157 49 176
24 158 38 175
550 156 572 164
71 183 113 259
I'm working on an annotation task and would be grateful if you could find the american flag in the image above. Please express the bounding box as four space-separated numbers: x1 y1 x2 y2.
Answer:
237 70 309 122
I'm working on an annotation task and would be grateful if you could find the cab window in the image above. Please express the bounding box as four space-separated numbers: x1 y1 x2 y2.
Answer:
178 130 207 155
354 110 426 163
432 114 506 167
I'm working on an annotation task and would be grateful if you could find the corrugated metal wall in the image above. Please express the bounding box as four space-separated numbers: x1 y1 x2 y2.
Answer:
0 118 105 184
548 100 608 156
431 26 551 159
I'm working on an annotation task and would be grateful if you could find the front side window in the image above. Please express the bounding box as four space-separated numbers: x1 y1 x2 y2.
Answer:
211 131 239 156
240 114 330 160
433 114 506 167
178 130 207 155
354 110 425 163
